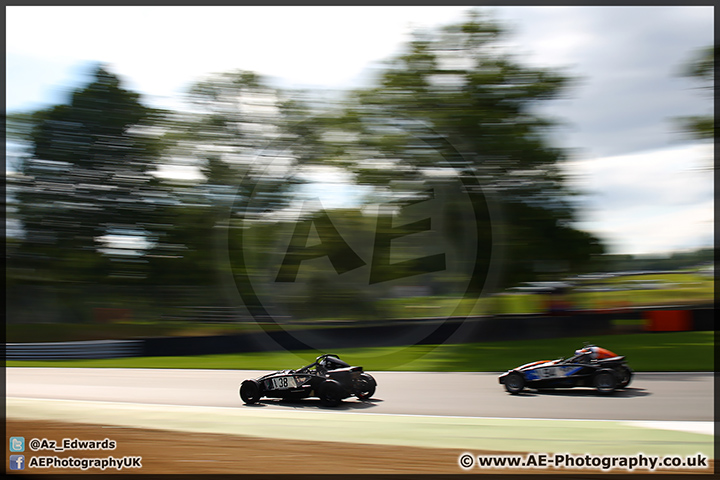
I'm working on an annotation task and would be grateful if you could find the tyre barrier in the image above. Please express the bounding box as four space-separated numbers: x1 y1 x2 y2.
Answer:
5 339 143 360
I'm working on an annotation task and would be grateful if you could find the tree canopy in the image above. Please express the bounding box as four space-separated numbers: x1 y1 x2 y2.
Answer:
321 11 600 285
7 64 168 280
675 44 714 142
6 12 608 320
339 12 575 210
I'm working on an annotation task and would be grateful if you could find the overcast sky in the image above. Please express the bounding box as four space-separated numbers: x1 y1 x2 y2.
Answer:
5 6 714 256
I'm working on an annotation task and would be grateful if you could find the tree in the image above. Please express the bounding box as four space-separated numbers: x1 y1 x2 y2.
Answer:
344 12 574 202
7 64 168 281
163 70 312 216
146 70 321 287
675 45 714 141
330 11 602 287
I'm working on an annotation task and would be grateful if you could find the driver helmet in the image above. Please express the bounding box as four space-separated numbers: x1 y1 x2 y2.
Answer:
577 345 617 360
573 347 590 362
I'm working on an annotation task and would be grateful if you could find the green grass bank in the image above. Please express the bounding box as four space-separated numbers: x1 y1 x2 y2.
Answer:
7 331 713 372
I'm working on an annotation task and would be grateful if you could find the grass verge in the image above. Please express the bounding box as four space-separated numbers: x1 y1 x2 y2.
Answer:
6 331 713 372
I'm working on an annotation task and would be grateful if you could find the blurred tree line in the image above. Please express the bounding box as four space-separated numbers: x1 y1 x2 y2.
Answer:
16 11 705 322
594 248 714 273
675 44 714 142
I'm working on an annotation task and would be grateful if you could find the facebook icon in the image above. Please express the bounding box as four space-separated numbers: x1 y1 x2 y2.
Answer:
10 454 25 470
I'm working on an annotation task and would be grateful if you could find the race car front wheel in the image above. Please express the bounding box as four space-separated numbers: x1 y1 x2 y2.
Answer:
240 380 262 404
504 372 525 395
355 373 376 400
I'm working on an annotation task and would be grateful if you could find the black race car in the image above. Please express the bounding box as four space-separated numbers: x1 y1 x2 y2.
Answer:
498 344 633 395
239 354 377 407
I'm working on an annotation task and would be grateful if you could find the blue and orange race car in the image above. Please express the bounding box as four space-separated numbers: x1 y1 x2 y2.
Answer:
499 345 633 395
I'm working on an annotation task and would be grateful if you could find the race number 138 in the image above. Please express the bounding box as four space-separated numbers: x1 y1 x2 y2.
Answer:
269 377 296 389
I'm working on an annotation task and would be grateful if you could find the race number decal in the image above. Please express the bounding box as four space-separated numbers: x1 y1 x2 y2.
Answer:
538 366 573 379
267 376 298 390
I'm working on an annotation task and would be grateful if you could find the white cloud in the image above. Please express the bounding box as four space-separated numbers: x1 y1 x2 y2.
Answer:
565 143 713 254
491 6 598 67
567 143 712 205
6 6 473 101
581 201 713 255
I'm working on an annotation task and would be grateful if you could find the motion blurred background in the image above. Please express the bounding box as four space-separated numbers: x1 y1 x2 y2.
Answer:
5 6 713 349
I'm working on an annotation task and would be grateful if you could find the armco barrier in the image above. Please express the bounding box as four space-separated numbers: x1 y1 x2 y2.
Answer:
6 339 143 360
139 311 630 357
5 305 712 360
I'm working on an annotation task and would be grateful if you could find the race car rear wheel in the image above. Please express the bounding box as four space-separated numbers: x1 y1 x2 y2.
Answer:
593 369 618 395
355 373 376 400
616 366 633 388
504 372 525 395
240 379 262 404
318 379 344 407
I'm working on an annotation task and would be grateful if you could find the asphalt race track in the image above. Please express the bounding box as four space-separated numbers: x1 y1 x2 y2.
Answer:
6 368 713 422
